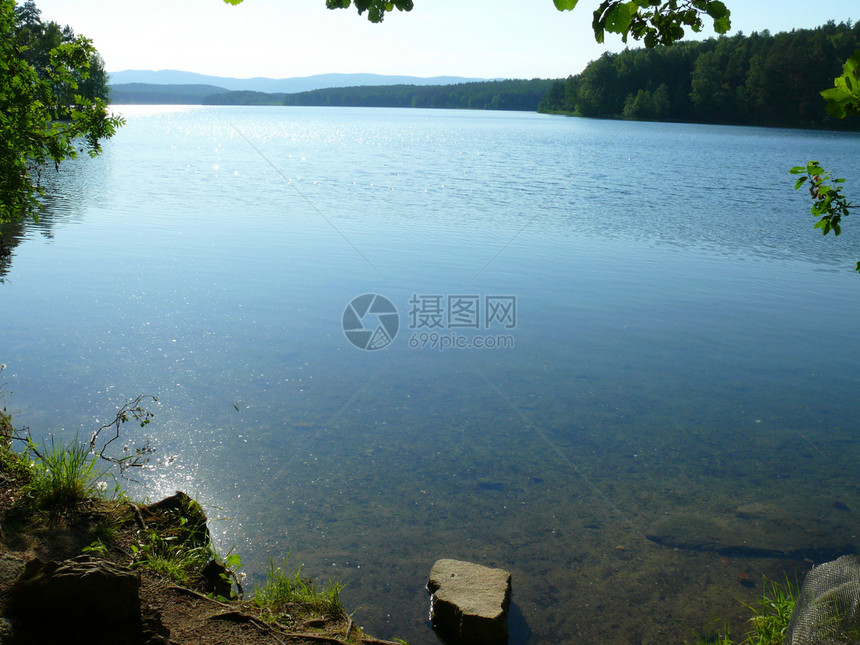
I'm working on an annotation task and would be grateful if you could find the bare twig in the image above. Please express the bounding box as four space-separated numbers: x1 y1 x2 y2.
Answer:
206 611 288 645
166 584 233 608
275 634 348 645
127 501 147 530
207 610 268 628
344 615 353 640
228 568 244 599
89 394 158 479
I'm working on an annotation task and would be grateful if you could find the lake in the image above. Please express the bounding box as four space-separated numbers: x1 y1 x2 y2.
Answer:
2 106 860 644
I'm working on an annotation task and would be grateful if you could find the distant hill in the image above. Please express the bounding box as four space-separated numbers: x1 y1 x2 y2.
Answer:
107 70 490 94
110 83 229 105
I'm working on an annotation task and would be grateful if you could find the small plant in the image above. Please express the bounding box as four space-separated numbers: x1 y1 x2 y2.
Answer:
131 529 213 585
24 436 103 510
253 553 345 622
0 395 159 512
0 413 32 481
90 514 119 544
81 539 109 556
744 577 797 645
689 577 797 645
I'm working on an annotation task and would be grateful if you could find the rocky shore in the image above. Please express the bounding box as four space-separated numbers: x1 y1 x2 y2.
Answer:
0 407 404 645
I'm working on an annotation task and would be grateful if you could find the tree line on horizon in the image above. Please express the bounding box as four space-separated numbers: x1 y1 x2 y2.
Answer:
539 20 860 129
200 78 556 111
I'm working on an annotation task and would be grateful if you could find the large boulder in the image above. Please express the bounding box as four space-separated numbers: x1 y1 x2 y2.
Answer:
427 559 511 645
9 554 140 625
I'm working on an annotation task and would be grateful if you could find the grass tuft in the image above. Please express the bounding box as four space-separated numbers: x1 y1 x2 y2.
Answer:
744 577 797 644
254 553 345 621
690 577 797 645
132 530 213 585
25 436 104 511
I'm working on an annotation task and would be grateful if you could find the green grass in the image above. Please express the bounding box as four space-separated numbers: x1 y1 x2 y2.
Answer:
0 408 32 480
0 440 32 480
253 553 345 621
131 529 214 585
745 577 797 644
90 514 119 543
24 436 105 511
691 578 797 645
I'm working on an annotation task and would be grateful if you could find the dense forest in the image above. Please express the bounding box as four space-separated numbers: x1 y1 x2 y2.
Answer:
539 20 860 129
12 0 109 108
202 79 556 111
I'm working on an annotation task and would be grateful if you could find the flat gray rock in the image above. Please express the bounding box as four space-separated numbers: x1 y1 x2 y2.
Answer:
428 558 511 645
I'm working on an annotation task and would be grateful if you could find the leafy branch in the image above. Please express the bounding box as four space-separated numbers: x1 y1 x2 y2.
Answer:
323 0 413 23
789 52 860 273
789 161 857 271
587 0 730 47
821 49 860 119
223 0 732 41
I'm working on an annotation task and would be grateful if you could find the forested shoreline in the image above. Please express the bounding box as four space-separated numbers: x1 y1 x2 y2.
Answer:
539 20 860 129
121 21 860 131
201 78 556 111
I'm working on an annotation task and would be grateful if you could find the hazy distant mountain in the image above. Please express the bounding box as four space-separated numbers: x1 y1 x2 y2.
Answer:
108 70 491 94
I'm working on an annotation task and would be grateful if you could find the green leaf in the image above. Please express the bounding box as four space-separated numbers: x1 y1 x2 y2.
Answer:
604 2 635 34
553 0 579 9
794 176 807 190
821 50 860 119
713 15 731 34
705 1 729 19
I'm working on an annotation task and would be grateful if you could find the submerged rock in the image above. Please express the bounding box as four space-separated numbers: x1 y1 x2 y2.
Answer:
646 513 853 562
427 558 511 645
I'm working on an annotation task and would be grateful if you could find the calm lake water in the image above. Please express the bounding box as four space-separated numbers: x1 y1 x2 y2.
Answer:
2 106 860 644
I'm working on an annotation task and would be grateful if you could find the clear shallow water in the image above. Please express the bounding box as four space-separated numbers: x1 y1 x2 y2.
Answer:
2 106 860 644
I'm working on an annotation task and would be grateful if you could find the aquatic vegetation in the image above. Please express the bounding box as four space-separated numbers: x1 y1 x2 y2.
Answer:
691 577 797 645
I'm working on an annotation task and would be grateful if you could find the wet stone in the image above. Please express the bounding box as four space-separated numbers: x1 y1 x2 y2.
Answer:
428 558 511 645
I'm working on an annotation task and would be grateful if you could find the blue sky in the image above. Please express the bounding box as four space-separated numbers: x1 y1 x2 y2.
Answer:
29 0 858 80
